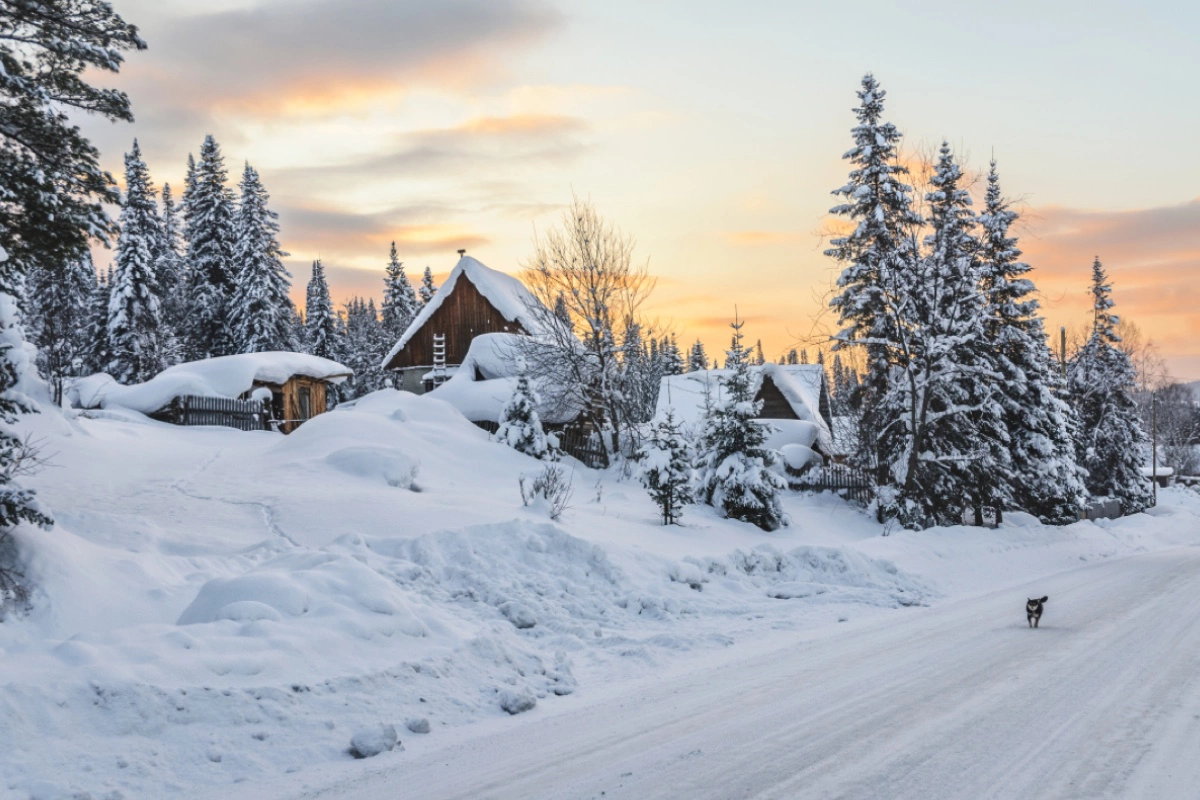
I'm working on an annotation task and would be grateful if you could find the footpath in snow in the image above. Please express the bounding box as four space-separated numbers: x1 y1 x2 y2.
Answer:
2 389 1198 799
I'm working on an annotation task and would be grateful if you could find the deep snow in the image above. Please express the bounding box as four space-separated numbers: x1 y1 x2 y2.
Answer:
2 389 1198 799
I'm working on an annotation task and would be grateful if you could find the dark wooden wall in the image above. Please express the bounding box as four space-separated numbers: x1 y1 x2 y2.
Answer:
385 276 527 370
756 380 802 421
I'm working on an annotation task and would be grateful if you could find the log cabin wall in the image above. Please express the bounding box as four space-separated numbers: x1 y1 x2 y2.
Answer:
385 276 527 370
254 376 330 433
756 379 803 421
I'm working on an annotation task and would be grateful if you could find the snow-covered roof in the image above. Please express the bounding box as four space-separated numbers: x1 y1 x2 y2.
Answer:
73 352 352 414
654 364 833 454
426 334 583 425
382 255 543 368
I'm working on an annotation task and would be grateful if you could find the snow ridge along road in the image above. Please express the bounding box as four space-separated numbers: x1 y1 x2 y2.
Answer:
308 547 1200 800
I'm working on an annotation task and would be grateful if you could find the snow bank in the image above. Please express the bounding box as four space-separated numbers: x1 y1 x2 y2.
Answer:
72 352 352 413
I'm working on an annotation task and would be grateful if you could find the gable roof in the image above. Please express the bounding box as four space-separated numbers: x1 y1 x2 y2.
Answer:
381 255 543 369
72 352 352 414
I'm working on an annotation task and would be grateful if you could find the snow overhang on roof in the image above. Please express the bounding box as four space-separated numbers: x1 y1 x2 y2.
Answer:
73 352 353 414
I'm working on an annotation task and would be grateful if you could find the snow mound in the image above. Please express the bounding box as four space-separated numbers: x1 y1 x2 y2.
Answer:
349 724 400 758
324 446 420 490
177 552 429 636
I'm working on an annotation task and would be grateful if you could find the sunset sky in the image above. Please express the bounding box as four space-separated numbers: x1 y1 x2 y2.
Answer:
81 0 1200 377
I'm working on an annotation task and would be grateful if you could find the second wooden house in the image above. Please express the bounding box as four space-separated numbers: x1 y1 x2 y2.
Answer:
382 255 545 394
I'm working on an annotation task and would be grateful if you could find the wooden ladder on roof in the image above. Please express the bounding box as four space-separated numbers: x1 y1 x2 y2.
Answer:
432 333 448 387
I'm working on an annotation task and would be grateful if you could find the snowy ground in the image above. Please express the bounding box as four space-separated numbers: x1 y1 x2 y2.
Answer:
2 389 1198 799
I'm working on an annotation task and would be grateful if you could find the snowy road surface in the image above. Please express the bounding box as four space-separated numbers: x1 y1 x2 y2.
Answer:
298 547 1200 800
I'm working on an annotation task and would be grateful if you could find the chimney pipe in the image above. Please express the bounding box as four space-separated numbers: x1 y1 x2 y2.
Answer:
457 249 466 257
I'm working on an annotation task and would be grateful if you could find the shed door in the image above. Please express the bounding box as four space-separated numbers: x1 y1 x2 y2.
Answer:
298 386 311 420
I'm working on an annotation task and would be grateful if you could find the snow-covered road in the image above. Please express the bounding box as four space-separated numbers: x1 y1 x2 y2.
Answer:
302 547 1200 800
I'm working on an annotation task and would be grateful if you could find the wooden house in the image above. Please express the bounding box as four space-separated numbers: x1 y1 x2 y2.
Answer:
72 352 353 433
655 363 835 466
381 255 544 393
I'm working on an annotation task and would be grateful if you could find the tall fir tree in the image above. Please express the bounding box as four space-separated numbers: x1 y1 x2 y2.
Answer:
419 265 437 305
638 408 693 525
181 135 237 360
1068 258 1152 514
305 259 339 361
978 161 1085 522
26 252 97 404
230 164 295 353
156 181 186 357
663 334 685 375
340 297 387 398
107 140 167 384
84 267 113 375
688 339 709 372
825 74 922 477
696 318 786 530
380 242 418 343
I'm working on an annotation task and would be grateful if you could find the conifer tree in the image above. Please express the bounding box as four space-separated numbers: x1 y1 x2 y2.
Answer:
496 365 551 459
877 142 998 526
639 408 693 525
754 339 766 366
1068 258 1152 514
688 339 709 372
979 161 1085 522
340 296 386 398
230 164 295 353
553 293 572 329
181 135 236 360
107 140 167 384
27 252 97 403
786 348 799 366
156 182 186 353
696 318 786 530
305 259 339 361
419 266 437 305
380 242 418 343
84 267 113 375
826 74 922 475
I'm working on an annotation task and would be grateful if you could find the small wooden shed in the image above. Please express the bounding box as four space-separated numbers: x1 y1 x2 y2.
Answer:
72 352 353 434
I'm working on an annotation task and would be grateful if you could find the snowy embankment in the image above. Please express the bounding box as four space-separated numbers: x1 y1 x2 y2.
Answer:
2 390 1198 799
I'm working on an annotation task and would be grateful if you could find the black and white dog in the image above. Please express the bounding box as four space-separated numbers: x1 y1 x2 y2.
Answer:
1026 596 1048 628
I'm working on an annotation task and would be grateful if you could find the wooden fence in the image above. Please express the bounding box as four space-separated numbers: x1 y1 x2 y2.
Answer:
472 420 608 468
789 463 874 505
160 395 269 432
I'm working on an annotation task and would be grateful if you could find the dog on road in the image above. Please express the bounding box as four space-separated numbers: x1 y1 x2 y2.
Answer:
1026 596 1048 628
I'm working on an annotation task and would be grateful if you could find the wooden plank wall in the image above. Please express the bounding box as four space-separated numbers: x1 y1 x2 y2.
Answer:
756 380 802 421
385 276 526 370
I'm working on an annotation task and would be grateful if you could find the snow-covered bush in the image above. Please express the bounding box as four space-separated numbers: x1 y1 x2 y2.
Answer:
695 318 786 531
638 409 693 525
496 366 551 459
519 464 573 521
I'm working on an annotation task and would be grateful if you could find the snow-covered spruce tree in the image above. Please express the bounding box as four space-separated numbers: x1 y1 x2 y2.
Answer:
0 0 144 290
419 266 437 305
496 365 551 459
978 161 1085 522
155 181 186 355
620 318 662 424
230 164 295 354
688 339 708 372
696 317 786 530
754 339 766 366
304 259 340 361
1068 258 1152 514
380 242 418 344
26 251 97 404
83 267 113 375
663 334 685 375
0 237 54 604
340 297 386 398
825 73 922 479
638 408 693 525
869 142 999 527
181 135 237 360
107 140 167 384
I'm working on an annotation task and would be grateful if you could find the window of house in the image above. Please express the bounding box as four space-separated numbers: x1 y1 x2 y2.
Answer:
298 386 311 420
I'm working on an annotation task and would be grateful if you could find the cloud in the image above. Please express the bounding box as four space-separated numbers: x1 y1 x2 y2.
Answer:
128 0 561 117
269 114 589 188
277 203 489 260
1020 197 1200 377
